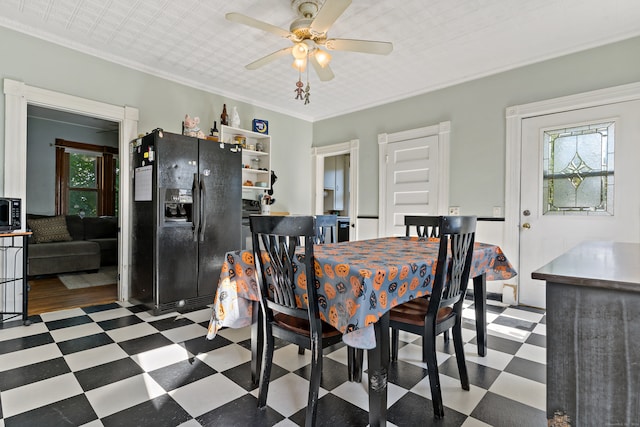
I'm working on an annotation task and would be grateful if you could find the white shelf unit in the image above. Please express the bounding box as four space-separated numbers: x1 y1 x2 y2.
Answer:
220 125 271 190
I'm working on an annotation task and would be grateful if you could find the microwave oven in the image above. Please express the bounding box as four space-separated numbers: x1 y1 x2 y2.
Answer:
0 198 21 232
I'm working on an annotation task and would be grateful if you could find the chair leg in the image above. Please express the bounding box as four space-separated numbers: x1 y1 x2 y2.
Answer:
452 321 470 391
425 326 444 418
306 335 322 427
257 325 274 409
391 327 399 362
443 329 450 342
347 347 364 382
251 303 262 385
298 345 305 355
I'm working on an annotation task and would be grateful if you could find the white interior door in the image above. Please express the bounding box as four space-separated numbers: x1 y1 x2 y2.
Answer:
519 100 640 308
383 135 439 236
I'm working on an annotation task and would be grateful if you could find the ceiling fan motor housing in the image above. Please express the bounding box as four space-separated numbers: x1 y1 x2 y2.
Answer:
291 0 323 18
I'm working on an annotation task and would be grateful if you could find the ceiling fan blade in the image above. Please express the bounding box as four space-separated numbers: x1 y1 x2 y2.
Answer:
325 38 393 55
246 47 293 70
310 0 352 35
310 55 335 81
226 12 293 39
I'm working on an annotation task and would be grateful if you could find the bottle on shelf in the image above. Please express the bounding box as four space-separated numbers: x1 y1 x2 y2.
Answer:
210 121 219 141
220 104 229 126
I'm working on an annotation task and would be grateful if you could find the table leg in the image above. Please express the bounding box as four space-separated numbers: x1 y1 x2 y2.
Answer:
472 273 487 357
367 312 389 427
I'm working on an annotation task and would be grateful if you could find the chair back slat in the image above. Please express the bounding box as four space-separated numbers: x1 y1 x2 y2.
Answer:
314 214 338 244
251 215 319 322
429 216 476 312
404 215 440 239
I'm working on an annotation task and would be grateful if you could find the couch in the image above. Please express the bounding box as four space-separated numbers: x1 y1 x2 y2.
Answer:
26 214 118 277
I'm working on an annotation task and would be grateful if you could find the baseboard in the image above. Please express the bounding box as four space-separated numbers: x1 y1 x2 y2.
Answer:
465 290 503 302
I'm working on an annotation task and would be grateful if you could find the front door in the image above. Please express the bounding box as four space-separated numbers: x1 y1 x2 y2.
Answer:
519 100 640 308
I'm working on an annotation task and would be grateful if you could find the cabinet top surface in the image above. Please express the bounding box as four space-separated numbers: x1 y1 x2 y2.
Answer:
1 232 32 237
532 241 640 292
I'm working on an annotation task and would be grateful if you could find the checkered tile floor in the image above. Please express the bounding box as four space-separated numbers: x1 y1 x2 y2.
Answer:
0 300 546 426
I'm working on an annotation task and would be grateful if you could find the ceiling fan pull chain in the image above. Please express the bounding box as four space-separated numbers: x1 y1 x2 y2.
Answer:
305 54 311 105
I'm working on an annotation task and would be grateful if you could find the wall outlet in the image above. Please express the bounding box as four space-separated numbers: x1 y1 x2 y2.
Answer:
448 206 460 215
492 206 502 217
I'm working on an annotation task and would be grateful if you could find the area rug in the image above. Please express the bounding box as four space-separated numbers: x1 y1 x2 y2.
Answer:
59 266 118 290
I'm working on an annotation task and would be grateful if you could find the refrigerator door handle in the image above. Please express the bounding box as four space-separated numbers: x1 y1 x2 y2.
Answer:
199 174 206 242
192 173 199 242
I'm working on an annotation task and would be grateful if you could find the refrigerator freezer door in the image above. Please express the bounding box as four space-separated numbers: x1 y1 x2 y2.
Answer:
197 140 241 297
155 133 198 305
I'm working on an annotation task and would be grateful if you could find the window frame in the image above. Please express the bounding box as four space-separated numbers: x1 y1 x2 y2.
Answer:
55 138 119 216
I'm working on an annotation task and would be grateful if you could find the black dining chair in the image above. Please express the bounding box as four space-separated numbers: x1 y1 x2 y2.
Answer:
251 215 344 427
313 214 338 244
389 215 477 419
404 215 440 239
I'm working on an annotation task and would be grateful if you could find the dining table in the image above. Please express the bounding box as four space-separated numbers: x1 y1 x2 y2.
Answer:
207 236 516 426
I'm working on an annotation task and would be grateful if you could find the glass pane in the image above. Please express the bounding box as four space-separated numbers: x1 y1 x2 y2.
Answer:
543 122 614 215
69 153 97 188
69 190 98 217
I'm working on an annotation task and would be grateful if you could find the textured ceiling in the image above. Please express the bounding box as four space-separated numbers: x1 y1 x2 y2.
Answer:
2 0 640 122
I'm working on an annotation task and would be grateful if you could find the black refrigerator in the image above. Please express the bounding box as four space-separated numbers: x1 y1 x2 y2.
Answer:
130 130 241 314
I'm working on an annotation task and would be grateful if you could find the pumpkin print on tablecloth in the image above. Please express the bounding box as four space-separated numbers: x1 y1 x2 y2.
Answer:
324 263 335 279
398 282 408 297
365 314 378 327
329 306 339 326
314 259 323 278
373 270 386 290
335 263 350 278
297 272 307 289
317 294 328 309
410 277 419 291
324 283 336 299
399 265 409 280
241 251 254 266
388 265 398 281
235 263 244 278
378 290 388 309
351 276 365 298
336 282 347 294
359 269 372 279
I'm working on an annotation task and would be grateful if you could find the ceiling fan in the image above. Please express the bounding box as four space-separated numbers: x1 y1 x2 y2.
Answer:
226 0 393 81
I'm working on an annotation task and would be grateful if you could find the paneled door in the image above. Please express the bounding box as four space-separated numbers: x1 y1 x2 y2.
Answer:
378 122 449 237
519 100 640 308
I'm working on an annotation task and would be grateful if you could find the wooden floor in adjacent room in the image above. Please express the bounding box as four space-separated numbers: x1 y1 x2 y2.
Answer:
28 276 117 316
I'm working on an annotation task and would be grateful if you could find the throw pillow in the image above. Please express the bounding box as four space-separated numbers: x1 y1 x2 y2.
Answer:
28 216 73 244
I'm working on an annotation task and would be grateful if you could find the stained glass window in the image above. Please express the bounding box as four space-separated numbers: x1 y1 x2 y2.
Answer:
542 122 614 215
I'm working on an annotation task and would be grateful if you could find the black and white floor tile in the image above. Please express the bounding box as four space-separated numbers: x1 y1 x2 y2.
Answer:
0 300 546 426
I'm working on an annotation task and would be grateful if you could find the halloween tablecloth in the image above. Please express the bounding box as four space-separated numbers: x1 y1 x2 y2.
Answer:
207 236 516 349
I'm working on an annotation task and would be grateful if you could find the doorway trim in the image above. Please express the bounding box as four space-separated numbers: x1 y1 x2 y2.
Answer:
311 140 359 239
378 121 451 237
504 81 640 302
3 78 139 301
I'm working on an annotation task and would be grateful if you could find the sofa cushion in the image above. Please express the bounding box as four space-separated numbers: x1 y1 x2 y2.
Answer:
27 215 73 244
65 215 85 240
28 240 101 276
84 216 118 240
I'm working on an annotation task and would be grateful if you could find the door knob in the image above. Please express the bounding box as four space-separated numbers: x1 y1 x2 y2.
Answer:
522 223 531 229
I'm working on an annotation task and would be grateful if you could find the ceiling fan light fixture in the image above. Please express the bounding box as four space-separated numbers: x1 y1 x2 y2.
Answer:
292 42 309 60
314 48 331 67
292 57 307 72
